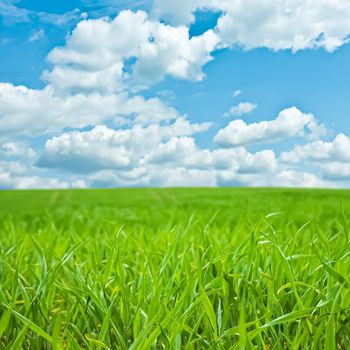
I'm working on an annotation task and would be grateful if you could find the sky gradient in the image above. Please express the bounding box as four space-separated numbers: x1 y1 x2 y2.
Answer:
1 0 350 189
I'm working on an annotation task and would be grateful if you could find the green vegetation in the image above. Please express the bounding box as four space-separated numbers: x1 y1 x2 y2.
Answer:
1 188 350 349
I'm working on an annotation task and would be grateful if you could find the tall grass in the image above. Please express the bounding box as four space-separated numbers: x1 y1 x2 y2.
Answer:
0 188 350 349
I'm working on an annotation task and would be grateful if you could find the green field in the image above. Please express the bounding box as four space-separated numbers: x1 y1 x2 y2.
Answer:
1 188 350 349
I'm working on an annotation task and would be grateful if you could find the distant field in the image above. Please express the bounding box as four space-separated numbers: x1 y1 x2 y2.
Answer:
0 188 350 349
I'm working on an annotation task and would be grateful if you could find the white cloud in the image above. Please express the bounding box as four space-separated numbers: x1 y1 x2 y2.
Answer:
280 133 350 164
34 121 281 188
15 177 70 190
273 170 332 188
215 107 326 147
0 160 28 175
232 90 242 98
146 137 228 170
146 137 204 166
152 0 205 26
134 24 219 84
0 0 30 25
150 167 217 187
89 166 217 188
224 102 257 117
1 5 348 189
0 83 181 136
47 11 150 70
89 168 149 188
47 10 220 87
0 10 220 139
121 95 181 124
0 158 86 189
37 9 83 27
156 89 176 100
1 141 35 158
36 119 211 173
153 0 350 52
321 162 350 181
0 84 117 135
0 1 82 26
217 168 333 188
237 150 277 174
28 29 45 42
42 63 125 95
280 133 350 183
147 138 277 174
0 171 69 189
91 166 216 188
37 126 134 173
219 0 350 52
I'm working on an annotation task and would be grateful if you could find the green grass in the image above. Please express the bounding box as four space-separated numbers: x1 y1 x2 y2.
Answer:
0 188 350 349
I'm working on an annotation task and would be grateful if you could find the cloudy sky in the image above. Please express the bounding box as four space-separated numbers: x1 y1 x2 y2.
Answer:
1 0 350 189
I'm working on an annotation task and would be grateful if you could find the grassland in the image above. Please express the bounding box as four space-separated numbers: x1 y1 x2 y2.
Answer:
0 188 350 349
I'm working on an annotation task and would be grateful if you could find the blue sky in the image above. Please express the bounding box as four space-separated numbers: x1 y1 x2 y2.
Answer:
1 0 350 189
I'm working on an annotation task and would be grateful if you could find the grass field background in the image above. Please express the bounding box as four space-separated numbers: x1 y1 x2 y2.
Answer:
1 188 350 349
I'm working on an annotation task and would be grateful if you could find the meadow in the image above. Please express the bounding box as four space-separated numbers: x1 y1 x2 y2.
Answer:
0 188 350 349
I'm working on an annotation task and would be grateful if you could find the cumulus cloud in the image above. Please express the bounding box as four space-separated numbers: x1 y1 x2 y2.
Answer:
36 119 211 173
34 122 283 190
147 139 277 174
42 64 125 95
280 133 350 164
0 5 348 189
37 126 134 173
47 10 220 87
215 107 326 147
321 162 350 181
153 0 350 52
223 102 257 117
0 173 87 189
216 0 350 52
0 9 220 139
152 0 205 26
0 172 67 189
237 150 277 174
34 120 283 188
89 167 216 188
0 158 86 190
150 168 217 187
0 83 181 136
217 168 333 188
146 137 205 166
280 133 350 182
88 168 149 188
273 170 332 188
0 141 35 158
